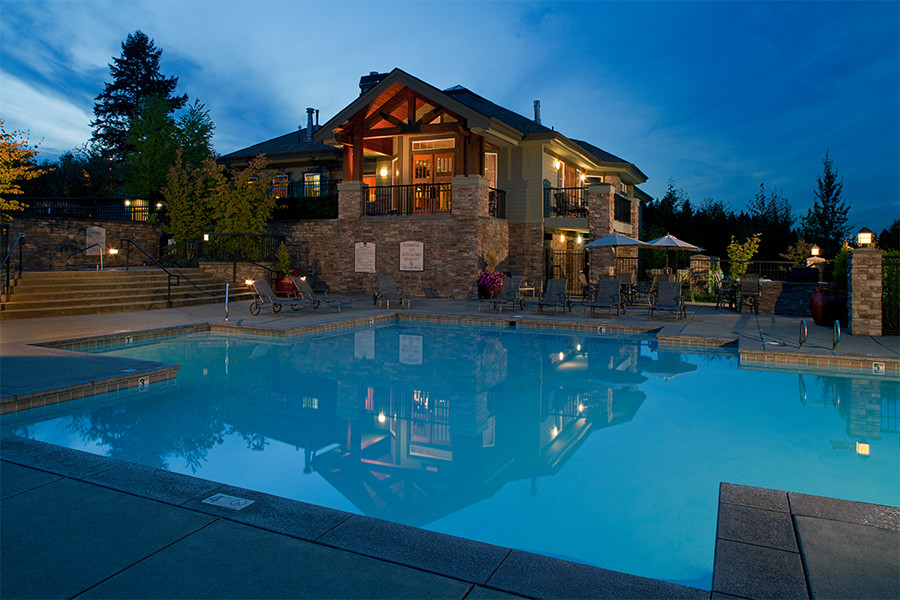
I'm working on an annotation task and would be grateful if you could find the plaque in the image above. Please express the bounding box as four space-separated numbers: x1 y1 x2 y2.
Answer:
355 242 376 273
399 241 424 272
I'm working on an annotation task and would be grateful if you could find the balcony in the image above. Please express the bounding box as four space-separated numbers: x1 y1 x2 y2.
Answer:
271 180 340 220
544 187 588 218
365 183 452 216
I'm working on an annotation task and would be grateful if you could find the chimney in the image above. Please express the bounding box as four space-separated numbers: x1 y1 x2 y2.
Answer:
533 100 541 124
306 108 315 142
359 71 388 95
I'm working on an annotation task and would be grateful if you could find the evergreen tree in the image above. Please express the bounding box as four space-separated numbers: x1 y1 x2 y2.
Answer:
91 31 187 161
176 99 216 168
121 95 179 200
801 151 849 258
748 183 795 260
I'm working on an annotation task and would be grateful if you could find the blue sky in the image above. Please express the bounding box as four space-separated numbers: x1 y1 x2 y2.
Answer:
1 0 897 232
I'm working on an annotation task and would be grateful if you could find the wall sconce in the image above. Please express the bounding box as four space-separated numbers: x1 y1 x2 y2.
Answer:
377 412 386 424
580 173 586 182
576 235 583 244
155 202 163 210
379 167 388 177
810 244 820 257
856 440 870 456
856 227 874 247
124 199 131 207
554 159 561 170
559 233 566 243
244 279 254 286
107 248 118 256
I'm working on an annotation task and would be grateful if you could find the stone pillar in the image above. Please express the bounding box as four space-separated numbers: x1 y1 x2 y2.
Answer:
587 183 615 280
337 182 364 221
848 248 883 336
452 175 490 218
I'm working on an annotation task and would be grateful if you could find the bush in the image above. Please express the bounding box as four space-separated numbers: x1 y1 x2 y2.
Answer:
884 250 899 335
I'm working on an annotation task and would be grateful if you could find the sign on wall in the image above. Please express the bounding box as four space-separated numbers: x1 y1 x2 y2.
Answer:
399 241 424 272
399 334 423 365
85 226 106 256
354 242 376 273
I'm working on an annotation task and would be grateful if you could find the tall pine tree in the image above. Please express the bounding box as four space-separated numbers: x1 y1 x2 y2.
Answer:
90 31 187 161
802 151 849 258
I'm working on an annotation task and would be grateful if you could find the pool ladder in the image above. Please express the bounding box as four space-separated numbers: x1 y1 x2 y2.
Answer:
799 319 841 350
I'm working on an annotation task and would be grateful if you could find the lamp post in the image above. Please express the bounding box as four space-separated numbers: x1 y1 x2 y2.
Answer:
810 244 820 257
856 227 874 247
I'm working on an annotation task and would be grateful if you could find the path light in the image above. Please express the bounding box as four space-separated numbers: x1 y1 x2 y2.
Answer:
244 279 254 286
856 227 874 247
810 244 820 257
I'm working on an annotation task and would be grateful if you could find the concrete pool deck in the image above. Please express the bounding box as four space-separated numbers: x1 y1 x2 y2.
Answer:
1 298 898 599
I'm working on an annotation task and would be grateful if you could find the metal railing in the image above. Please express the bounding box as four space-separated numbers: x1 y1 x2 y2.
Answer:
365 183 452 216
272 180 340 220
120 238 180 308
489 188 506 219
192 233 286 263
2 234 24 298
544 187 588 218
612 256 800 290
193 238 281 287
66 243 105 270
18 198 157 222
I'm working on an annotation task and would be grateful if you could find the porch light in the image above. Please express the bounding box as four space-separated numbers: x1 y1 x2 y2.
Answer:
856 227 874 247
377 412 386 424
554 159 561 170
810 244 820 257
856 441 870 456
552 426 559 438
576 235 583 244
559 234 566 243
379 167 388 177
580 173 586 182
156 202 163 209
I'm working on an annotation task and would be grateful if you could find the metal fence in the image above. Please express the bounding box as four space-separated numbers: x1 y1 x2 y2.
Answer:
191 233 286 263
16 198 156 222
365 183 452 216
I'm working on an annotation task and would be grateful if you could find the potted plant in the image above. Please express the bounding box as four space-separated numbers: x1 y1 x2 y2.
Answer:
274 242 295 297
809 245 848 327
477 269 505 299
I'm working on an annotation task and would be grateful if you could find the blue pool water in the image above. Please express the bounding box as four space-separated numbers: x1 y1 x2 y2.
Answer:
3 322 898 589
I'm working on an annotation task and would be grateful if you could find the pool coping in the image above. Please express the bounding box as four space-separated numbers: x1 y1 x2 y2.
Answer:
0 434 707 599
2 311 896 414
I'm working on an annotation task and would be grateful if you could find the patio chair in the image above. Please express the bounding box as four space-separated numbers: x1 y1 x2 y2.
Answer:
554 191 569 217
649 281 686 319
479 277 523 312
578 272 595 302
713 272 736 311
289 276 349 312
249 278 302 316
738 274 760 314
584 279 625 317
376 274 409 308
536 278 570 313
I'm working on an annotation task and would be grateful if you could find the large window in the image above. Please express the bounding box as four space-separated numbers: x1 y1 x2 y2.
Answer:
484 152 497 188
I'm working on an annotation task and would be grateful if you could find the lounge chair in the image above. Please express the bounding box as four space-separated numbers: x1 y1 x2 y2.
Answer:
479 276 523 312
649 281 686 319
738 274 760 314
585 279 624 317
249 278 301 316
537 278 570 313
289 276 349 312
376 274 409 308
578 272 595 301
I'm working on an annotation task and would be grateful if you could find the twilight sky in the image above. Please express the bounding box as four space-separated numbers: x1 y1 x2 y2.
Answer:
1 0 897 232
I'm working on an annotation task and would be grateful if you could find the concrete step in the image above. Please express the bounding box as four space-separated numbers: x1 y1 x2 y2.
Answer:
0 269 253 320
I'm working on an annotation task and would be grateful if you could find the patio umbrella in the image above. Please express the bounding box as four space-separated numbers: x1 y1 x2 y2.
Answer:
646 233 702 269
637 351 698 381
583 233 650 256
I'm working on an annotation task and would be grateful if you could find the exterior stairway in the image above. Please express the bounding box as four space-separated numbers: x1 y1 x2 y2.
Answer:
0 269 253 320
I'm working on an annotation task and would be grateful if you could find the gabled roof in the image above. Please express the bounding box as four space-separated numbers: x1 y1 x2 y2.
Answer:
220 128 339 161
570 138 648 183
442 86 552 137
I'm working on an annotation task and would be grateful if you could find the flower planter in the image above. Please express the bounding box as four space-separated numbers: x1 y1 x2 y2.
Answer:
275 276 295 298
809 292 847 327
478 284 501 299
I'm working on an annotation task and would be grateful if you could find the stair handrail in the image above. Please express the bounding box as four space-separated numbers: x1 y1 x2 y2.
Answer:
2 234 25 298
119 238 180 308
65 243 105 271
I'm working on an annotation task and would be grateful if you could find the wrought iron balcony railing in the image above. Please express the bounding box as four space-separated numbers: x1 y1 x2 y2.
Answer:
365 183 452 216
544 187 588 218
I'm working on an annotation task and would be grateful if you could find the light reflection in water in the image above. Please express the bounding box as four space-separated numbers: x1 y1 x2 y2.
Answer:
2 323 897 590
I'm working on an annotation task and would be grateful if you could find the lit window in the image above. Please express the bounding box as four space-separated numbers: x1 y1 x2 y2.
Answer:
412 138 455 151
484 152 498 188
304 173 321 197
272 174 288 199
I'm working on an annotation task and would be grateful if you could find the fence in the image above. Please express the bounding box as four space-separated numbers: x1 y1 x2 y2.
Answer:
883 253 899 335
190 233 286 263
365 183 452 216
613 256 801 291
16 198 157 222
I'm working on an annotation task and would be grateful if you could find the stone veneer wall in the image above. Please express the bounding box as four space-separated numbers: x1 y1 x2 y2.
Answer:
507 223 544 284
848 248 883 336
268 176 510 299
759 282 817 316
586 183 615 281
198 261 275 284
4 215 161 270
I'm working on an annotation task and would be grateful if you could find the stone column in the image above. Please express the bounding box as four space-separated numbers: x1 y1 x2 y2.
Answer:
337 182 364 221
848 248 883 336
587 183 615 280
452 175 490 218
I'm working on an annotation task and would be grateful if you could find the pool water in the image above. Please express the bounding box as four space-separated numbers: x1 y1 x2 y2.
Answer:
3 322 898 589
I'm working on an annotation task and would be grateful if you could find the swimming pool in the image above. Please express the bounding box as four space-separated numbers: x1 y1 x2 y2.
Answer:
3 321 897 589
